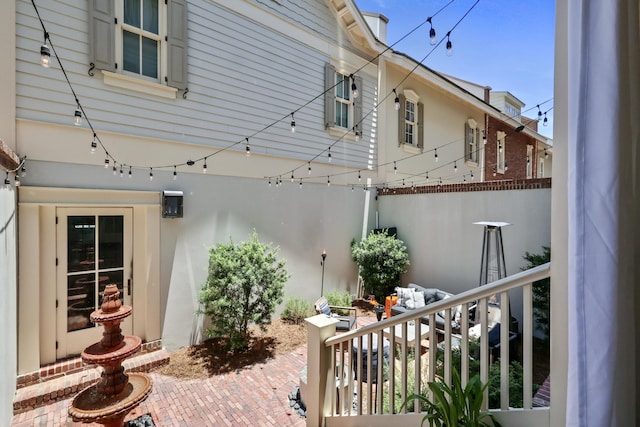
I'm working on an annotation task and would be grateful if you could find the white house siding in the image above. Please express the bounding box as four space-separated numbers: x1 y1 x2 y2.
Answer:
15 0 377 170
0 188 17 425
376 187 551 329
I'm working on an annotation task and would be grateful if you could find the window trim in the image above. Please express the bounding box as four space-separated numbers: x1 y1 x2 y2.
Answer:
497 131 506 174
324 63 363 140
102 70 178 99
465 118 479 166
398 89 423 151
526 145 533 178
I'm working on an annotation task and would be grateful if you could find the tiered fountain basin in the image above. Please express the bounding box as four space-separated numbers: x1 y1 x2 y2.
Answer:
68 285 153 427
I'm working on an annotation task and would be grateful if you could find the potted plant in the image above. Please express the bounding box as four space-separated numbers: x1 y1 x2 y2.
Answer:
404 368 501 427
350 229 410 301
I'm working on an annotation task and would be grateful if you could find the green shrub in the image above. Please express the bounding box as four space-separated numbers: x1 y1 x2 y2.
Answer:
351 229 410 301
325 290 353 315
521 246 551 342
198 231 289 350
281 297 313 324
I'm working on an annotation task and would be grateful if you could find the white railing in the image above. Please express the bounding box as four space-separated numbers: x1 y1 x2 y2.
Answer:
304 262 551 427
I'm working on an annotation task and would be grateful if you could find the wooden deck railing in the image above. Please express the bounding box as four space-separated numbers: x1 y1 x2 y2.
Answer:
304 262 551 427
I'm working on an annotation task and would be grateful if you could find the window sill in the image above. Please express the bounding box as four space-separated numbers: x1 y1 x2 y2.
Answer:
465 160 478 168
402 144 422 154
327 126 358 142
102 71 178 99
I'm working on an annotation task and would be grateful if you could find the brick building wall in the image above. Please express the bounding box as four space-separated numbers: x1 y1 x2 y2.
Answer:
484 115 540 181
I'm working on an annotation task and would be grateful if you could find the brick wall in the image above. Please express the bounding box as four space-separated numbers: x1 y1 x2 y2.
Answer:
485 115 540 181
377 177 551 196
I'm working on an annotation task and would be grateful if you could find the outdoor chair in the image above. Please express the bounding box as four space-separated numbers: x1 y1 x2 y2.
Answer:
314 297 357 331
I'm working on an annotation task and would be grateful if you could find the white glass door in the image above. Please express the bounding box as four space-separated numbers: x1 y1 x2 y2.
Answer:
56 208 133 359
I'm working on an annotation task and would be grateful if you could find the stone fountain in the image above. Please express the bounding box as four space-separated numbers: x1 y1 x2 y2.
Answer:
69 284 153 427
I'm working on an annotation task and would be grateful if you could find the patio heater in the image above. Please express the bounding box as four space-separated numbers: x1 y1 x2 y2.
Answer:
320 250 327 297
474 221 511 313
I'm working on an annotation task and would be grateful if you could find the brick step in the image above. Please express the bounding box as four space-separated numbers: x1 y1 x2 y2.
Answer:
13 348 170 415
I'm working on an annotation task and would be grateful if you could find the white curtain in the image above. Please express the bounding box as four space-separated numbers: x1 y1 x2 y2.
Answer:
565 1 639 426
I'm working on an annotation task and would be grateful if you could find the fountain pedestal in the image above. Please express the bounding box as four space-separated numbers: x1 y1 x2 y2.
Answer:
69 285 153 426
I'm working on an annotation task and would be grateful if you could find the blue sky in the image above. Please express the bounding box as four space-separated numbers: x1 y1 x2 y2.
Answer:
353 0 555 138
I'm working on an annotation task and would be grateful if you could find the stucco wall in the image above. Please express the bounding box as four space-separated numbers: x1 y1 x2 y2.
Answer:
376 186 551 328
0 186 17 424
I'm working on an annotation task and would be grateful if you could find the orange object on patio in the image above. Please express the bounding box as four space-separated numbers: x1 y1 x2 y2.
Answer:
385 295 398 319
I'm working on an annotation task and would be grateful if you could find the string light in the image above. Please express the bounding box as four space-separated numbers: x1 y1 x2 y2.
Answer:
40 32 51 68
268 178 272 187
128 166 132 178
308 162 311 175
358 170 361 182
104 155 110 168
453 161 457 172
482 129 487 145
354 126 360 142
290 171 294 182
119 165 123 177
149 168 153 181
425 171 429 183
543 112 549 126
445 32 453 56
4 172 10 187
290 113 295 133
493 167 496 177
173 166 177 180
20 164 26 177
90 133 97 154
112 163 117 176
393 89 400 110
505 161 508 171
73 106 82 126
394 161 397 174
245 137 251 157
544 148 549 159
434 148 439 162
350 75 358 98
299 180 302 188
327 147 332 162
14 174 20 187
470 170 474 180
327 176 330 186
203 158 207 173
427 17 436 46
537 105 543 120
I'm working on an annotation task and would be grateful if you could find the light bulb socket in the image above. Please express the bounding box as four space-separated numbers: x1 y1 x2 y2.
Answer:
40 45 51 68
74 108 82 126
429 28 436 45
90 140 97 153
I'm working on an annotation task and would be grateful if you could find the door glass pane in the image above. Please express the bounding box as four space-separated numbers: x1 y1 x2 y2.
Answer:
67 216 95 272
67 274 95 332
99 271 125 306
99 216 123 269
124 0 141 27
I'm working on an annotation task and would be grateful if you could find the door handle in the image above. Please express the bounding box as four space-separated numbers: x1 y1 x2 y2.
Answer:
127 278 132 296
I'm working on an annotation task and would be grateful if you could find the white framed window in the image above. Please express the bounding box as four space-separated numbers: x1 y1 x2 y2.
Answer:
397 89 423 150
497 131 506 173
539 157 545 178
465 118 479 164
89 0 188 96
526 145 533 178
504 102 521 121
324 64 363 136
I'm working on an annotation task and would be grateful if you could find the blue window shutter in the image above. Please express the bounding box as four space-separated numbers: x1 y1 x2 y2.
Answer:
324 63 335 129
354 75 363 136
167 0 188 89
417 101 424 150
88 0 115 72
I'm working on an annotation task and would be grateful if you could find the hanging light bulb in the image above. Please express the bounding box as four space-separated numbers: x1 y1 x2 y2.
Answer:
327 176 330 186
445 33 453 56
90 133 97 154
394 161 397 174
499 142 503 153
245 137 251 157
358 170 361 182
493 167 497 177
543 112 549 126
290 172 294 182
351 185 354 192
350 75 358 98
393 89 400 111
104 156 110 168
203 158 208 173
463 175 466 183
354 127 360 142
14 174 20 187
308 162 311 175
537 105 543 120
425 171 429 183
505 162 508 171
20 164 27 177
434 148 439 162
471 170 474 180
454 161 457 173
74 107 82 126
427 17 436 46
149 168 153 181
268 178 272 187
299 180 302 189
328 147 332 162
4 172 10 187
119 165 124 177
290 113 296 133
128 166 132 178
40 42 51 68
173 166 177 180
482 130 487 145
527 155 531 164
544 148 549 159
113 163 117 176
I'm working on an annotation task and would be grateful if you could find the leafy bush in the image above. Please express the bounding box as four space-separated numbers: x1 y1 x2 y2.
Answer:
281 297 313 324
351 229 410 301
521 246 551 341
325 290 353 315
405 368 501 427
198 231 289 350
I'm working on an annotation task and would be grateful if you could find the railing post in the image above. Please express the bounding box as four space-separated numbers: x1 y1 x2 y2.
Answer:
305 314 338 427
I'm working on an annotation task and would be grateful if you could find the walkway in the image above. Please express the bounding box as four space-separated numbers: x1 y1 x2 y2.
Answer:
11 344 308 426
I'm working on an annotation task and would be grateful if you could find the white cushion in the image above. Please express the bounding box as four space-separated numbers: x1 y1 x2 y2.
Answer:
413 291 426 308
395 287 415 307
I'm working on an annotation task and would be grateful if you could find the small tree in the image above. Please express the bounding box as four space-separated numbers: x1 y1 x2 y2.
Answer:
351 229 410 301
199 231 289 350
521 246 551 341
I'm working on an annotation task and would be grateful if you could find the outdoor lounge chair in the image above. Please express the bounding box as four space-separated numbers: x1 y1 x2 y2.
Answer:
314 297 357 331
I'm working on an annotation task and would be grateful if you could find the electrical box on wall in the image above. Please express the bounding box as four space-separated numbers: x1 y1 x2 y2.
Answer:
162 190 183 218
